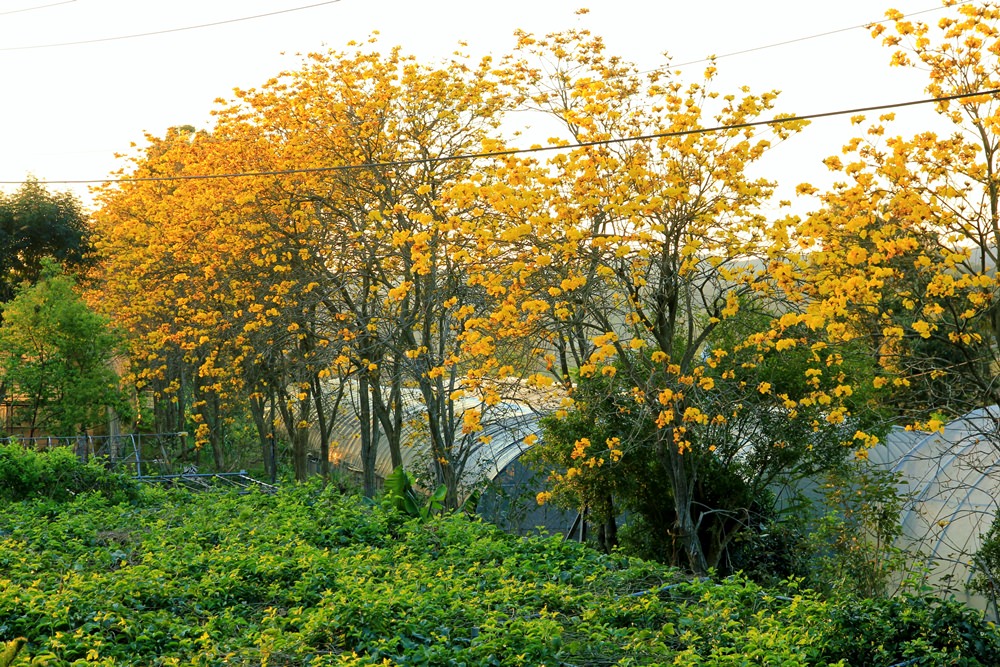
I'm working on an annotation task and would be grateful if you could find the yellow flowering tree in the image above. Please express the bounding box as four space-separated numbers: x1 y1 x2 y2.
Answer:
499 29 882 574
93 41 533 497
793 1 1000 421
90 126 246 469
90 120 345 478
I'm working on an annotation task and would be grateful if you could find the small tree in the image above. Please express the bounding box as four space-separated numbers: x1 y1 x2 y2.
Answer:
803 461 913 599
0 262 128 437
971 513 1000 621
0 178 89 304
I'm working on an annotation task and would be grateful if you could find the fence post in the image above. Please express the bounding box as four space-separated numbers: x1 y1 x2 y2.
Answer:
74 435 87 462
135 433 142 477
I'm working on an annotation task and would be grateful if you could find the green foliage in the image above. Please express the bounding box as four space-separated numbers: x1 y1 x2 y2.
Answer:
527 312 886 573
0 179 88 304
798 461 914 599
822 591 1000 667
384 466 478 521
0 638 26 667
970 512 1000 619
0 441 139 504
0 263 129 437
384 465 445 520
0 486 997 665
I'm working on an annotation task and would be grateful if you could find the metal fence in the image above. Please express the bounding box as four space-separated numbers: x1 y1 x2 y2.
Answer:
1 432 278 493
0 432 188 477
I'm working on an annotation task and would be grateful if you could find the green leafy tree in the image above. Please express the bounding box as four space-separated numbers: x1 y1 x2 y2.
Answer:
802 461 913 599
0 178 89 304
971 513 1000 621
0 262 128 437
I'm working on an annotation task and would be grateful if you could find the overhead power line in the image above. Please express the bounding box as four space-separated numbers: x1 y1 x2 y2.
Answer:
0 1 74 16
12 87 998 187
664 0 973 71
0 0 967 61
0 0 970 168
0 0 341 51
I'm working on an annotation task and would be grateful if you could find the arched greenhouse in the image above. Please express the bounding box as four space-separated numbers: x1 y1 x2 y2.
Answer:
311 388 1000 617
308 386 575 534
870 408 1000 617
315 388 540 485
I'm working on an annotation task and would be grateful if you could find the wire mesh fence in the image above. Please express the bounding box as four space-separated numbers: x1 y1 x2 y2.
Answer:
1 431 277 493
1 431 186 476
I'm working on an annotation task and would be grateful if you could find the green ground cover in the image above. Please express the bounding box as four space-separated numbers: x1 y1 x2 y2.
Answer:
1 480 998 666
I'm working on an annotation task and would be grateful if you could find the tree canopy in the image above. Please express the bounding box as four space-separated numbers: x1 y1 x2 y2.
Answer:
0 262 127 437
0 178 88 304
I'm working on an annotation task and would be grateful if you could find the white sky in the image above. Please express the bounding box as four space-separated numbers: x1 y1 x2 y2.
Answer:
0 0 956 213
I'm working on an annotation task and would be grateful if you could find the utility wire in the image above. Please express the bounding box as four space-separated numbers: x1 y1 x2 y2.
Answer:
0 0 979 180
663 0 974 71
2 1 970 160
0 0 967 59
12 87 997 187
0 1 74 16
0 0 341 51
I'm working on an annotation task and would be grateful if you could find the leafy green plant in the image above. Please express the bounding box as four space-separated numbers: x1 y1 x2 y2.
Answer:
822 591 1000 666
0 441 139 504
383 466 479 521
1 481 997 665
0 638 25 667
800 461 914 599
384 466 448 520
970 512 1000 621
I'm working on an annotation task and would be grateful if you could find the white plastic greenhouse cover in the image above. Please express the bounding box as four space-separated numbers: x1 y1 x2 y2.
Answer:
312 385 545 487
870 407 1000 613
311 387 1000 613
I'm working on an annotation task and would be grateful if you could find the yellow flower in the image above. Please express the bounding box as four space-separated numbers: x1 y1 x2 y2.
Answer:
911 320 932 339
571 437 591 459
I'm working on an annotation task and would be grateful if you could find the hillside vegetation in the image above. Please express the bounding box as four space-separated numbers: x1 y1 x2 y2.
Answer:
1 475 998 666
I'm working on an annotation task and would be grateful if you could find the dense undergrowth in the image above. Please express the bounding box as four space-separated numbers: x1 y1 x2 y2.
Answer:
0 472 999 667
0 443 140 505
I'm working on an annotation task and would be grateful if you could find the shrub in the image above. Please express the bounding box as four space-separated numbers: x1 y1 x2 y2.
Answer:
0 441 139 503
798 461 914 599
821 592 1000 665
970 512 1000 621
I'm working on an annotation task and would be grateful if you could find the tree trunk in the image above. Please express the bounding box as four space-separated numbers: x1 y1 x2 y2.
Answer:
373 363 404 470
249 391 278 481
661 430 708 575
293 393 311 482
358 374 379 498
292 427 309 482
209 392 225 471
420 382 461 510
274 385 310 482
